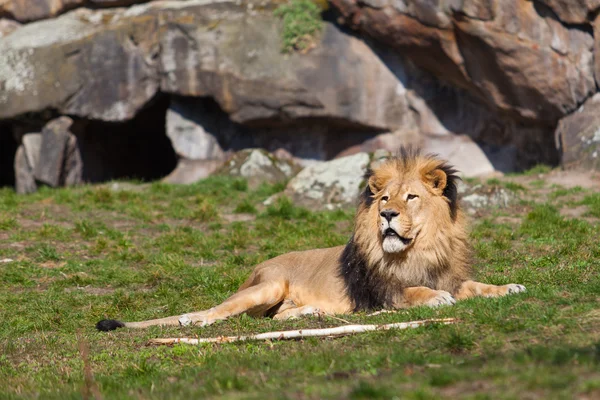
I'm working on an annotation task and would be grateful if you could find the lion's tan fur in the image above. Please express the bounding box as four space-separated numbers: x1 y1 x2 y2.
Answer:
354 154 471 296
97 149 525 331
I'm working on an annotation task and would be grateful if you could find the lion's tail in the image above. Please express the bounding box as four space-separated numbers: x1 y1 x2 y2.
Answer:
96 310 213 331
95 319 129 331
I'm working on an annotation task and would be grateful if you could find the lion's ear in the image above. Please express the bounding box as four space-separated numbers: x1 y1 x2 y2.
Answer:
367 175 379 195
423 168 447 196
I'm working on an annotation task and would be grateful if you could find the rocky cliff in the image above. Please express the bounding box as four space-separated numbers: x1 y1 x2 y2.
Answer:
1 0 599 190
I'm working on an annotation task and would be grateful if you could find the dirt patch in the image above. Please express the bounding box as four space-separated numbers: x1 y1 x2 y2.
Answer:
560 205 589 219
39 261 67 269
545 170 600 189
8 241 28 249
64 286 116 295
439 380 495 398
222 213 256 223
494 216 522 225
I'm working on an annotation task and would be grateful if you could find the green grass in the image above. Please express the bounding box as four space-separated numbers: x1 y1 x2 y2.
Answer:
522 164 553 176
274 0 323 53
580 193 600 218
0 176 599 399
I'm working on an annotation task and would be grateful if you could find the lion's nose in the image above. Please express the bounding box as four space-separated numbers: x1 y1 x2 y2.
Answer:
380 209 399 222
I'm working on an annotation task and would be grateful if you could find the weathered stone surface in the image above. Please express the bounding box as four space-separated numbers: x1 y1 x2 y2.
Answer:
335 130 495 178
34 116 72 186
1 0 595 180
460 184 515 215
0 0 147 22
62 133 83 186
593 15 600 88
422 134 496 178
159 5 415 130
0 18 20 37
331 0 596 125
22 132 41 173
555 94 600 171
0 7 159 121
0 0 416 130
217 149 299 188
162 159 224 185
0 0 82 22
14 117 83 193
284 152 370 209
535 0 600 24
166 97 225 161
14 133 40 194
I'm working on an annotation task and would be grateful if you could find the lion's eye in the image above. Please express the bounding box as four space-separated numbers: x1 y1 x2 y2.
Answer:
381 195 389 202
407 194 418 201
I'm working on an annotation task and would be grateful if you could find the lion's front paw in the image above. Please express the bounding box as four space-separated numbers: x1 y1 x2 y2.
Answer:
504 284 526 295
425 290 456 307
178 313 215 327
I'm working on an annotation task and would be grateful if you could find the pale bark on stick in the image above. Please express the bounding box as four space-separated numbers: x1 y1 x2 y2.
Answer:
148 318 457 346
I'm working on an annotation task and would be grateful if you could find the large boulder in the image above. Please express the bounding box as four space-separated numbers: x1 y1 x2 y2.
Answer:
0 7 159 121
0 0 417 132
165 97 225 161
336 130 496 178
537 0 600 24
555 94 600 171
284 152 372 209
0 18 20 37
14 116 82 193
158 2 415 131
216 149 299 188
0 0 147 23
331 0 596 125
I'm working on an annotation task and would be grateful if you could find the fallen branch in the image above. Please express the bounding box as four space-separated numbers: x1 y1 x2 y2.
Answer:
367 309 397 317
148 318 457 346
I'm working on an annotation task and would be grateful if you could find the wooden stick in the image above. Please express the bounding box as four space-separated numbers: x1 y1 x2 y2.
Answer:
148 318 456 345
367 309 397 316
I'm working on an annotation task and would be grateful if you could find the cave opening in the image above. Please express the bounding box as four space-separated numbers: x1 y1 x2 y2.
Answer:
75 95 177 183
0 126 18 188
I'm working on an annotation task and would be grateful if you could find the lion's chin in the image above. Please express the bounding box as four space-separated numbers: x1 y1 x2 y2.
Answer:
382 236 411 253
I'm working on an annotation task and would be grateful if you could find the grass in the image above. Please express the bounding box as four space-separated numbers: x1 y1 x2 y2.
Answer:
580 193 600 218
274 0 323 53
0 175 599 399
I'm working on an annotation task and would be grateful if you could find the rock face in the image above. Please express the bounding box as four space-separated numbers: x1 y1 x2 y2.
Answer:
0 0 416 131
0 7 160 121
14 116 82 194
166 97 225 161
285 152 371 209
4 0 600 188
460 185 515 215
217 149 298 188
538 0 600 24
0 18 20 37
555 94 600 171
159 7 414 131
0 0 147 23
337 130 496 178
331 0 596 125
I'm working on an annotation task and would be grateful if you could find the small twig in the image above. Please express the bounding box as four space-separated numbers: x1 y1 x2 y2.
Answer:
148 318 457 346
324 314 351 324
366 309 398 317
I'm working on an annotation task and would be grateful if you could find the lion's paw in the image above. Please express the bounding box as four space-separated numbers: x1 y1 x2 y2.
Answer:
178 313 214 327
425 290 456 307
504 284 526 295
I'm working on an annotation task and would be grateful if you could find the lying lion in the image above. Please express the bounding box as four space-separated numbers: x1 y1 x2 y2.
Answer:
97 148 525 331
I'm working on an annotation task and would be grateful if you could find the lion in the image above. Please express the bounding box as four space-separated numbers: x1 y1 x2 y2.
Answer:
96 148 525 332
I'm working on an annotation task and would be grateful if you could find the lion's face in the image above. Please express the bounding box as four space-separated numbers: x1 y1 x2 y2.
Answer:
376 179 429 253
359 153 458 256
